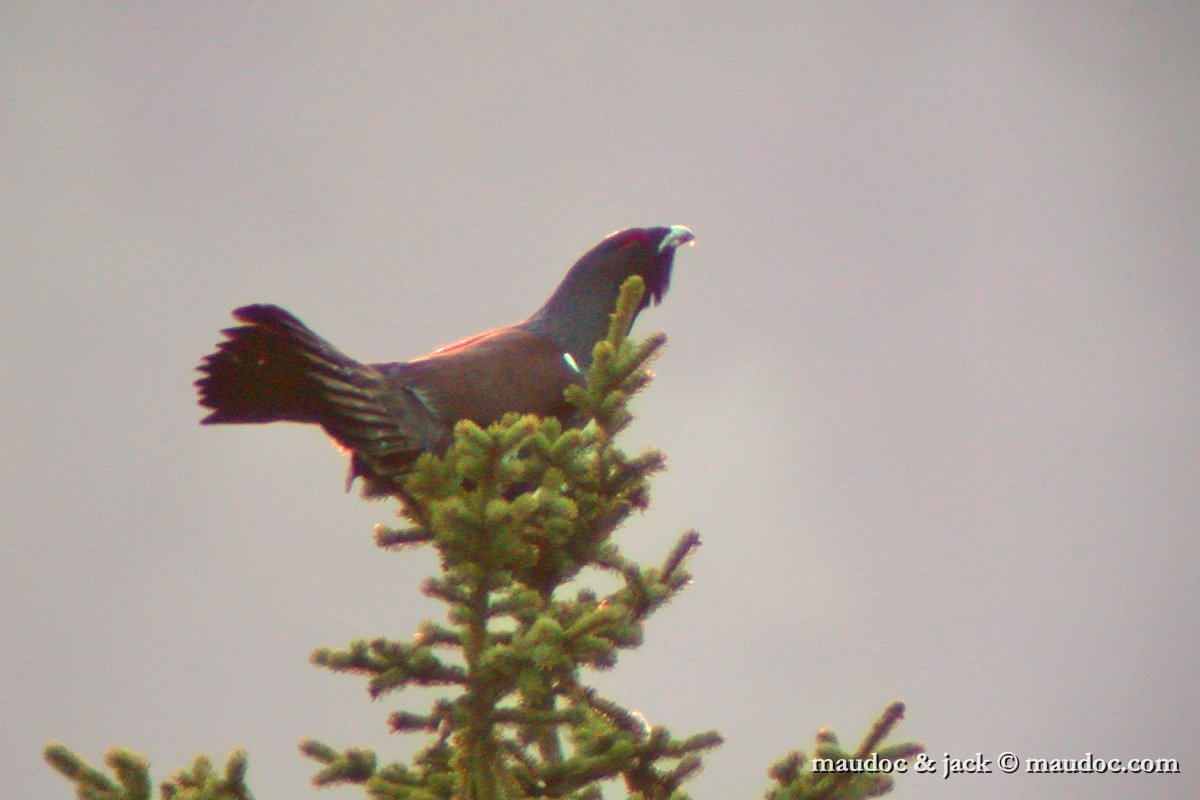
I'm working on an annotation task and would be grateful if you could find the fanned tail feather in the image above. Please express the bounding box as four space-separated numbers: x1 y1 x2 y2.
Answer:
196 304 438 492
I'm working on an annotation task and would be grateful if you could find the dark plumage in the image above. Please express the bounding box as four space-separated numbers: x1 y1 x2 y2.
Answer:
196 225 694 496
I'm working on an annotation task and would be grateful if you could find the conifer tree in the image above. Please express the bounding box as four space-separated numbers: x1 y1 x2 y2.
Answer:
46 277 922 799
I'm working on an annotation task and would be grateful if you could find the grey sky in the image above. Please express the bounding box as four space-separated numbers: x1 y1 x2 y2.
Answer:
4 4 1198 799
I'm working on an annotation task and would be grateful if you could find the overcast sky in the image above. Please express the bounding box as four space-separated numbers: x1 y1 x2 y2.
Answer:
4 4 1198 799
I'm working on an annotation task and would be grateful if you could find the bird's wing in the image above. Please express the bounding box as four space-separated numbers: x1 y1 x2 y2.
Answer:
388 326 584 426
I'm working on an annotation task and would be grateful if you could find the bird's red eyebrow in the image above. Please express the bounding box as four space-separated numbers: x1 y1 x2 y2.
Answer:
615 230 651 250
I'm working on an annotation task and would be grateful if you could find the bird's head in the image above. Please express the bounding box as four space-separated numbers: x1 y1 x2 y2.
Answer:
584 225 695 309
523 225 694 366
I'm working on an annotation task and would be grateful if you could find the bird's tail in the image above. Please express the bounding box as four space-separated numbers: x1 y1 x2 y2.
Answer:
196 304 365 425
198 304 443 495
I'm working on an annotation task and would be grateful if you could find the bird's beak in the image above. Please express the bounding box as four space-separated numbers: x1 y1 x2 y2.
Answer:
658 225 695 253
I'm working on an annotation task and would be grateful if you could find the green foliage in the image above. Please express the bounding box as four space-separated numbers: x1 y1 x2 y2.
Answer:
765 703 923 800
44 745 250 800
45 277 922 799
308 277 718 799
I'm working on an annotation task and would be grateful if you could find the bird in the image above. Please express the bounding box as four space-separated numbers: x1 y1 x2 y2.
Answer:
196 225 694 497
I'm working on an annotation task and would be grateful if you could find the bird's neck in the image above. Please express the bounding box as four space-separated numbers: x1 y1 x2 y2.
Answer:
521 273 635 370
